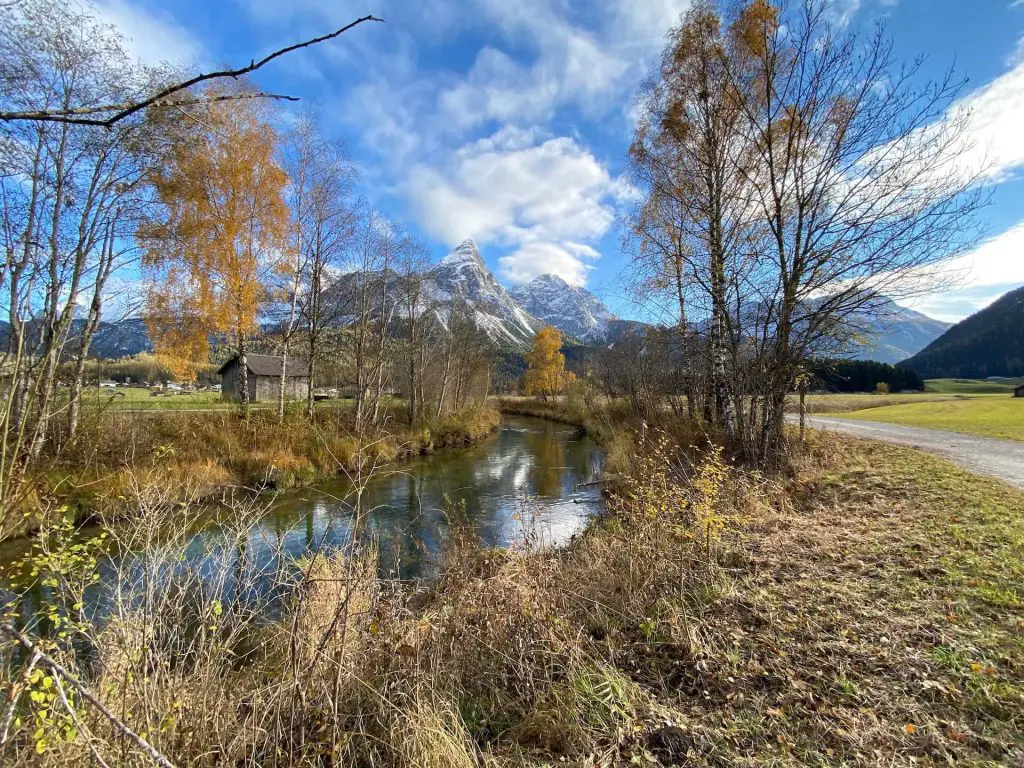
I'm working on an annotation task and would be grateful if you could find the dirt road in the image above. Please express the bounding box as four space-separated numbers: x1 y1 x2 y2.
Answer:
797 415 1024 491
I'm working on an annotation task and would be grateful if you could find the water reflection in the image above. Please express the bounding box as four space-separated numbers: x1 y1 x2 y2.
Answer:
2 415 605 625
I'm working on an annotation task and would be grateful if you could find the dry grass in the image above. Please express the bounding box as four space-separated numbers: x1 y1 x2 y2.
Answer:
3 417 1022 766
794 392 958 414
14 405 501 536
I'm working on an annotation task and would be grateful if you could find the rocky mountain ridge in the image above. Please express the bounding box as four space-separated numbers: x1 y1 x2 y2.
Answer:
3 239 955 362
509 272 617 342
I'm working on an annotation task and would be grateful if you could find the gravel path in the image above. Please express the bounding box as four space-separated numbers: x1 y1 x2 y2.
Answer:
796 415 1024 491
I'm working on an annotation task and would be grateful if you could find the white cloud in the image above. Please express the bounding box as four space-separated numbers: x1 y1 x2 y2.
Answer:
89 0 202 66
955 36 1024 183
406 132 628 285
824 0 862 26
499 242 598 286
904 221 1024 321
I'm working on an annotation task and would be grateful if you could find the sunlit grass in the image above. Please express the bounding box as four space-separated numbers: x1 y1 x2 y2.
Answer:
925 378 1024 395
837 397 1024 441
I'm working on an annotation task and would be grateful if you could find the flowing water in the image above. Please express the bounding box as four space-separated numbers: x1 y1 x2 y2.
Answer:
2 415 605 626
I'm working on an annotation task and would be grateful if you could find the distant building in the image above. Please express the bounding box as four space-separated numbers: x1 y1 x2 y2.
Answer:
218 354 308 402
1014 383 1024 398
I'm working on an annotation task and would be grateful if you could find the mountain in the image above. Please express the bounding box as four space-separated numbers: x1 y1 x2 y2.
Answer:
843 298 951 364
509 273 617 341
88 318 152 358
901 285 1024 378
0 317 153 359
425 240 541 347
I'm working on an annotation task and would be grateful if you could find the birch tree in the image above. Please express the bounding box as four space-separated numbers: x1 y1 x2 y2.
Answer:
141 89 290 412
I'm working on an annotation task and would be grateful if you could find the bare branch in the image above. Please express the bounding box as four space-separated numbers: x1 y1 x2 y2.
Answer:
1 92 302 125
0 622 177 768
0 15 383 127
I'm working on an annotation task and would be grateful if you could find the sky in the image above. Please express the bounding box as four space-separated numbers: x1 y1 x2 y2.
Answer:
89 0 1024 323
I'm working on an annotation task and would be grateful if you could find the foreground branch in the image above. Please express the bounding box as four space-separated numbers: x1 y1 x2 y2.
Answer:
0 623 176 768
0 15 383 127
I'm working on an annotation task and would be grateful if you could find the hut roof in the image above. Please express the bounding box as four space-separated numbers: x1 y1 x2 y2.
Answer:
217 354 307 377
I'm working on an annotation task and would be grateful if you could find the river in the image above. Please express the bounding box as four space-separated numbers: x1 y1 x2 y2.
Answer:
2 415 606 627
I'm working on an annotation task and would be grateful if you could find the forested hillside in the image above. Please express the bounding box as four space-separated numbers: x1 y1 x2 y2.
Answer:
901 285 1024 378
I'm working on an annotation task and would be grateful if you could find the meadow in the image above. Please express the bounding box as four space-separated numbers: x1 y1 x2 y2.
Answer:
925 378 1024 395
835 396 1024 441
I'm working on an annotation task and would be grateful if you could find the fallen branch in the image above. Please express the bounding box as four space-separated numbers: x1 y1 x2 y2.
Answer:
575 473 623 489
0 622 176 768
0 15 383 127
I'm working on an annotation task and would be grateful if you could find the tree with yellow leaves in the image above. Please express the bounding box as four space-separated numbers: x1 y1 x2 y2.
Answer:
141 89 290 407
524 326 575 400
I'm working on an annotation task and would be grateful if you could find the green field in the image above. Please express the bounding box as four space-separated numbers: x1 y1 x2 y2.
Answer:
925 378 1024 394
838 396 1024 441
79 387 229 411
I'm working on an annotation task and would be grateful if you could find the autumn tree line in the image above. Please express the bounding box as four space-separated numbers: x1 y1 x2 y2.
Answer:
0 0 494 513
621 0 983 466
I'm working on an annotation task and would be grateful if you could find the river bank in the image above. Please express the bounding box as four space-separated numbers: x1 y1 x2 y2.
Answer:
3 406 1022 766
6 405 501 541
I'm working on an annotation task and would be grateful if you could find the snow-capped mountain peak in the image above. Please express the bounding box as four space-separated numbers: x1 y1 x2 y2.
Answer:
509 273 617 341
424 240 540 347
439 239 486 268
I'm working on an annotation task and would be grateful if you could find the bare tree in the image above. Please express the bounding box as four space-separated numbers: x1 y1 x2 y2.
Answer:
628 0 986 466
394 237 431 425
0 0 158 509
629 2 750 438
279 114 356 422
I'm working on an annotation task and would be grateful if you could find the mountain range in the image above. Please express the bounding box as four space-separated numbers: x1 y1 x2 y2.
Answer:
0 239 954 363
509 272 616 341
901 284 1024 378
838 297 952 365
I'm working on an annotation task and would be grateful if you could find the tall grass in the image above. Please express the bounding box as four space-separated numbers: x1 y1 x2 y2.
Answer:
0 427 753 766
10 406 501 537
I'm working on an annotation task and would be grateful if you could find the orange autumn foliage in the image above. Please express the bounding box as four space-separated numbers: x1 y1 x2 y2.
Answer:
524 326 575 399
141 90 290 380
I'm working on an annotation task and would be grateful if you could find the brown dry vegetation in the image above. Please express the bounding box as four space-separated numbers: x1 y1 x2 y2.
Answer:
10 405 501 539
3 402 1021 766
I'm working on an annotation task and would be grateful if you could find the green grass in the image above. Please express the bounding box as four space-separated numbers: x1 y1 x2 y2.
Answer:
79 387 227 410
838 396 1024 441
798 392 956 414
77 387 373 412
925 378 1024 395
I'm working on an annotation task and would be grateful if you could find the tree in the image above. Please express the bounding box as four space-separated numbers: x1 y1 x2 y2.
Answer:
0 16 382 127
629 1 748 437
524 327 575 400
141 90 290 411
1 0 154 500
395 237 431 425
280 114 356 421
629 0 985 466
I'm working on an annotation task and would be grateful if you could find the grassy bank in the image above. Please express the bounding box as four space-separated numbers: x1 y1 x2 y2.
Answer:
13 405 501 537
3 410 1022 766
837 396 1024 441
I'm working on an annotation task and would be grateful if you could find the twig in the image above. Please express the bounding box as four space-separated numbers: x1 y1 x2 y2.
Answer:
0 622 176 768
52 675 111 768
0 15 383 127
0 649 39 748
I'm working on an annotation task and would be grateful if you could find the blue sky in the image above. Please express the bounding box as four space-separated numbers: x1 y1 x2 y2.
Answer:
93 0 1024 322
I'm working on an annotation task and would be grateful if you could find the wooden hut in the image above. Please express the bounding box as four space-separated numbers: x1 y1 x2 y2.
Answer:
218 354 308 402
1014 382 1024 398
